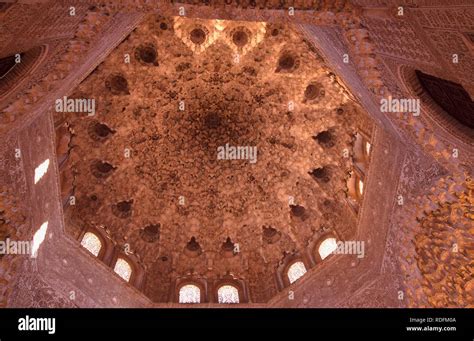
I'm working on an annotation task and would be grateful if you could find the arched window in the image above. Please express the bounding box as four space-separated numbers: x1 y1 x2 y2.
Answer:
0 46 46 98
415 70 474 129
353 132 371 168
318 237 338 260
179 284 201 303
114 257 132 282
287 261 307 284
34 159 50 184
365 141 371 156
217 285 240 304
0 54 17 79
347 168 364 201
31 221 48 259
358 179 364 195
80 232 102 257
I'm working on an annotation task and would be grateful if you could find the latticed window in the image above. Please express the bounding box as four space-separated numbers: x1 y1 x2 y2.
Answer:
365 141 371 156
318 237 338 260
287 261 307 284
34 159 50 184
80 232 102 257
114 258 132 282
179 284 201 303
217 285 239 303
358 179 364 195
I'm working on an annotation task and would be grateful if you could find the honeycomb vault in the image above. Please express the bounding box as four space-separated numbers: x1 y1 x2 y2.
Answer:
2 1 472 308
56 15 371 303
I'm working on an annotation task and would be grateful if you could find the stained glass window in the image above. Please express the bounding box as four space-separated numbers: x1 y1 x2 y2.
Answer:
114 257 132 282
179 284 201 303
287 261 307 284
80 232 102 257
318 237 338 260
217 285 239 303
